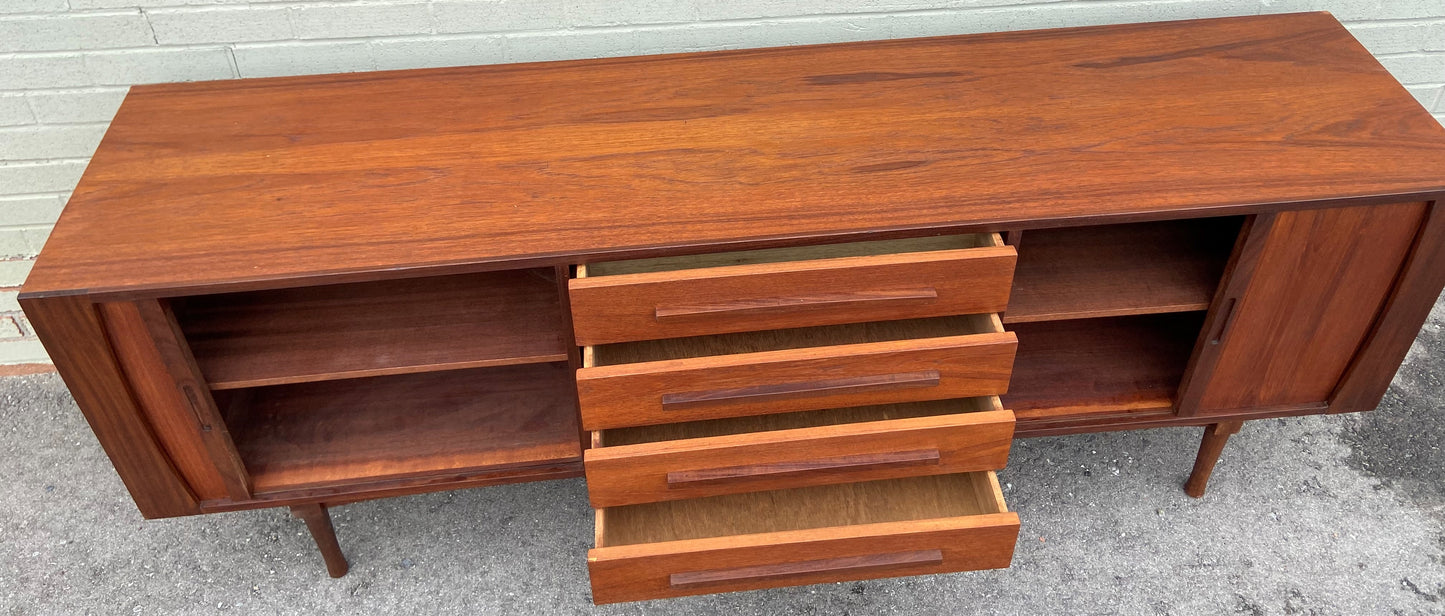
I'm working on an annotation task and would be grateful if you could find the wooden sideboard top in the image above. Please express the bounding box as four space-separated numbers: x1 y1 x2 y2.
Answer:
24 11 1445 298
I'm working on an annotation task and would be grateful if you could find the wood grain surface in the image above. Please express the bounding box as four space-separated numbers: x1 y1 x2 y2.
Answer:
20 295 199 518
221 362 581 493
597 396 1000 445
177 269 567 389
1331 202 1445 413
589 473 1017 603
667 549 944 590
1004 218 1238 323
584 400 1014 506
101 301 236 502
598 473 1004 543
24 12 1445 298
1003 313 1204 417
104 300 253 500
571 235 1014 345
1183 202 1426 412
578 315 1015 430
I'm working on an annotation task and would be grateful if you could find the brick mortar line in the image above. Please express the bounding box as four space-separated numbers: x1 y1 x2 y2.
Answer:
1343 17 1445 26
2 29 1442 62
0 159 90 166
0 192 70 200
0 2 1434 59
1 0 1045 19
0 3 1437 22
0 122 110 129
0 46 228 59
0 158 91 166
0 310 37 339
3 87 129 95
0 9 146 18
0 122 113 130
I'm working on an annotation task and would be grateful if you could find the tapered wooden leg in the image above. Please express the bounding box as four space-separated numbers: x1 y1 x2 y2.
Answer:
1184 421 1244 498
290 503 349 578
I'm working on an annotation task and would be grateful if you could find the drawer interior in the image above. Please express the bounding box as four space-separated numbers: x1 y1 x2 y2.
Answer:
596 396 1002 447
584 233 1002 276
597 472 1007 547
589 313 1003 367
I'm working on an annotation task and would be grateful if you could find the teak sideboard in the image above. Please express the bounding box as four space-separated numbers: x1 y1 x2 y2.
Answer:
20 12 1445 604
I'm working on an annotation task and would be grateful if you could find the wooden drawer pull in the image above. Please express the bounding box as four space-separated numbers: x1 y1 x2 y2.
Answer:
660 370 942 410
654 287 938 320
669 549 945 589
666 449 942 488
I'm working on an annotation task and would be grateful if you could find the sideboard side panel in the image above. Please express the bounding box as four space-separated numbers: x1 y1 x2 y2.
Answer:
1183 202 1427 414
20 294 199 518
1332 200 1445 413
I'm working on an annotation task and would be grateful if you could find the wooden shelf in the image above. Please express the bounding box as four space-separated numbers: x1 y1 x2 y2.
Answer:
1002 313 1204 419
1002 219 1240 324
178 269 568 390
218 363 581 494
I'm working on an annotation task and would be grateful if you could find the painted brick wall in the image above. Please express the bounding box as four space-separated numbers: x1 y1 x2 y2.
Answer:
1 0 1443 363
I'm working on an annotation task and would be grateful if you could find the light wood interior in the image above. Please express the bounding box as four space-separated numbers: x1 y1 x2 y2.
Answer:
1004 218 1241 324
177 269 568 389
584 233 1001 276
597 472 1006 547
591 313 1001 366
216 362 582 494
598 396 1002 447
1003 313 1203 418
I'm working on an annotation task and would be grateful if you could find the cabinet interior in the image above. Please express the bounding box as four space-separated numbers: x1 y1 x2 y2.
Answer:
212 363 581 494
174 268 568 390
153 217 1245 496
1001 217 1244 419
166 268 581 497
1004 217 1240 324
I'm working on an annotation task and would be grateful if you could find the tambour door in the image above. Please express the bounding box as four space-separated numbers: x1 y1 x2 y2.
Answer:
1177 202 1433 415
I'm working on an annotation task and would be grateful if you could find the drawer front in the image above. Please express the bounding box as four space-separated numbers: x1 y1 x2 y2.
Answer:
588 512 1020 603
576 332 1017 430
585 409 1016 507
570 246 1017 346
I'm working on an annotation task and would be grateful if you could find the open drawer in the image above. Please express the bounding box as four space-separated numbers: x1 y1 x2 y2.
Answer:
586 397 1015 507
570 233 1016 345
577 314 1017 430
588 472 1019 603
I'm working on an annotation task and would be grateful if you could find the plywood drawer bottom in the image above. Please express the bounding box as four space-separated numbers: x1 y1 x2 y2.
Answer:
588 472 1019 603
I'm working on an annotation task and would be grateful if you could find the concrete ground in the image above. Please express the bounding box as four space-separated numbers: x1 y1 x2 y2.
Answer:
4 304 1445 614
